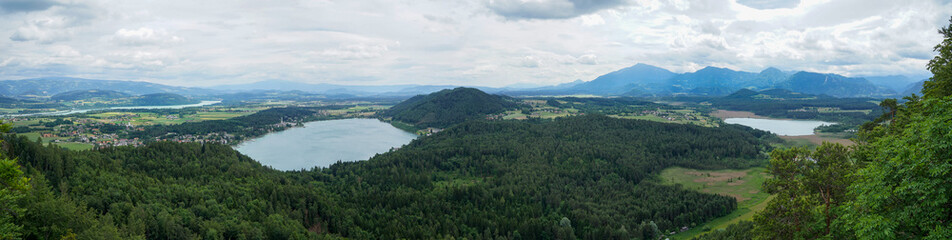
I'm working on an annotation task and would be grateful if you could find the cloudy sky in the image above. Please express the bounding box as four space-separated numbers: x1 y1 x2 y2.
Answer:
0 0 949 87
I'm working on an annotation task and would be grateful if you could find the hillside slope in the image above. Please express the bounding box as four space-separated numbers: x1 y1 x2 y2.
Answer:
766 72 893 98
383 87 516 128
0 77 210 96
131 93 197 106
568 63 676 95
51 89 132 101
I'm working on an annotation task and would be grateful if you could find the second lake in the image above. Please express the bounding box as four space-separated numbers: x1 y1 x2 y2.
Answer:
725 118 833 136
235 118 418 170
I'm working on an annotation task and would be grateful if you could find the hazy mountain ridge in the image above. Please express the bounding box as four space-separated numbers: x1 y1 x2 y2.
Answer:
0 77 212 97
566 63 677 95
51 89 132 101
901 79 927 96
10 64 924 100
777 72 895 98
562 64 907 98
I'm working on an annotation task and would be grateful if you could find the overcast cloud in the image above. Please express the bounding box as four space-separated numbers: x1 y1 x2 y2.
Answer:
0 0 949 87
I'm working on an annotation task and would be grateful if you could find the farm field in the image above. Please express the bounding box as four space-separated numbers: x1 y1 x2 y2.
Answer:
658 167 772 240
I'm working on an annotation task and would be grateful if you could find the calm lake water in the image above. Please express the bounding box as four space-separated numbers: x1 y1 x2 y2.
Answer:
235 118 418 170
4 100 221 117
725 118 833 136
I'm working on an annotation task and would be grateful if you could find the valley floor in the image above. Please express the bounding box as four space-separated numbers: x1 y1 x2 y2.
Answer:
657 167 772 240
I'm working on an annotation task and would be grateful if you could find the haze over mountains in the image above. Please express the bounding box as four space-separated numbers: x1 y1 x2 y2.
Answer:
0 64 930 99
531 63 918 98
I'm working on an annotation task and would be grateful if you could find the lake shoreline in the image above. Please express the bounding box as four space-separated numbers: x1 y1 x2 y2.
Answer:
724 117 833 136
234 118 418 170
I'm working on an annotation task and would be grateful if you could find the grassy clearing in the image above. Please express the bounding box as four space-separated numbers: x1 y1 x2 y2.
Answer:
388 120 418 133
658 167 772 240
54 142 94 151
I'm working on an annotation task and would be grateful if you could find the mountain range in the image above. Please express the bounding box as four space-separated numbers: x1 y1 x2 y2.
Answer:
1 64 928 99
533 64 901 98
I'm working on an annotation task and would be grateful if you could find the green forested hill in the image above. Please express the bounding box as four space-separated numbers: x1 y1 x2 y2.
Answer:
50 89 132 101
131 93 198 106
3 115 773 239
384 87 516 128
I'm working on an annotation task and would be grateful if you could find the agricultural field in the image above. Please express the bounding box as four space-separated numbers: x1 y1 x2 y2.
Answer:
53 142 95 151
324 105 389 116
657 167 772 240
82 109 257 126
610 109 717 127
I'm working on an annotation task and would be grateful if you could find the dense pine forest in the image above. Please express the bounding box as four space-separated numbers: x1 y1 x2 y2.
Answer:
0 114 772 239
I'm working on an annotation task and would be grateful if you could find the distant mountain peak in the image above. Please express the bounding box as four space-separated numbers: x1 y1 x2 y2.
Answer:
760 67 783 74
699 66 730 71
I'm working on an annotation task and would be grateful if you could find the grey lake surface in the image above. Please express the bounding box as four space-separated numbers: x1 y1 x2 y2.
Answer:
725 118 833 136
235 118 418 170
3 100 221 117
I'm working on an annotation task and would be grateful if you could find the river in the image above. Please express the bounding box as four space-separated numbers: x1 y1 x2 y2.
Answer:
234 118 418 170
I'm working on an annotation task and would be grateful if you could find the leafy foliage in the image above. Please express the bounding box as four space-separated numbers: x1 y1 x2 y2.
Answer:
6 136 338 239
0 120 29 239
846 96 952 239
923 16 952 99
753 143 855 239
695 220 755 240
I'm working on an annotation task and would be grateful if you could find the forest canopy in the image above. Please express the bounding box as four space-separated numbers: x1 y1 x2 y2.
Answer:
2 114 773 239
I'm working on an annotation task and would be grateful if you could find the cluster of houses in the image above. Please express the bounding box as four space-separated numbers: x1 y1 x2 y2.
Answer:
158 132 236 145
637 109 705 122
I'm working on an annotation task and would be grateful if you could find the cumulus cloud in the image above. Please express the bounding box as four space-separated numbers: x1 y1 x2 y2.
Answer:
0 0 949 87
7 2 97 43
0 0 58 14
519 56 542 67
10 17 74 43
487 0 631 19
577 54 598 64
316 43 394 61
735 0 800 9
111 28 184 46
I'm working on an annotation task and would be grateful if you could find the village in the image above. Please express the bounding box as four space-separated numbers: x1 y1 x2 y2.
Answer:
1 102 381 150
5 115 246 150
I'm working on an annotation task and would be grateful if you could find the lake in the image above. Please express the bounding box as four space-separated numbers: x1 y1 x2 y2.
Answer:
235 118 418 170
725 118 833 136
3 100 222 117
